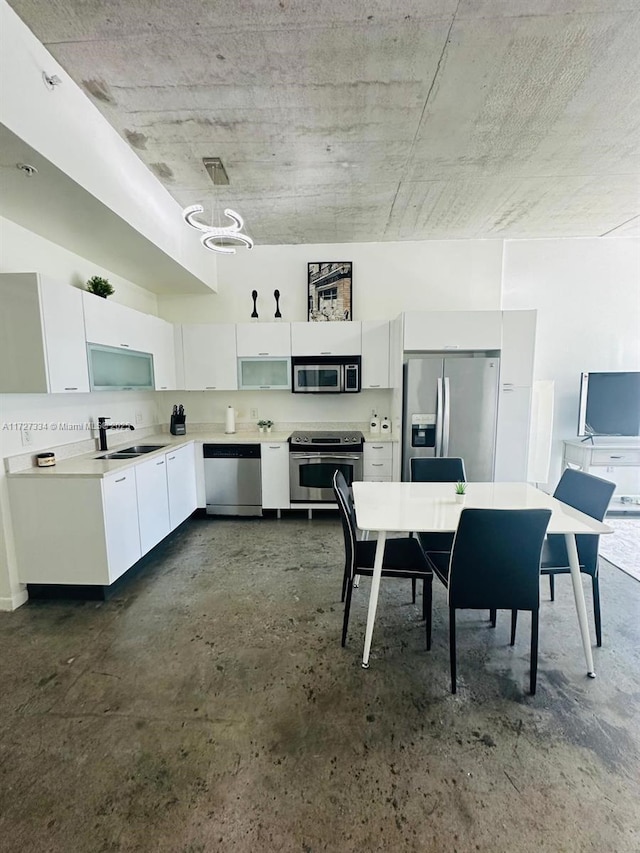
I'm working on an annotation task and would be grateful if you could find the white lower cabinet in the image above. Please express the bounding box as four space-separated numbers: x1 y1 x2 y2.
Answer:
166 443 198 528
9 442 199 588
103 471 142 581
364 442 393 481
261 442 290 509
135 456 171 553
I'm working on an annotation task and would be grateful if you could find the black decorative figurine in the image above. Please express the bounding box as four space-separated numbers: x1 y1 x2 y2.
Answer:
274 289 282 318
251 290 258 319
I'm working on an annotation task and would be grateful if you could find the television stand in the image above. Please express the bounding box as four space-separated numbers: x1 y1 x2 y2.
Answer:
563 439 640 514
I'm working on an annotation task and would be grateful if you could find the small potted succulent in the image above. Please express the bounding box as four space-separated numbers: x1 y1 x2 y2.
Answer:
454 481 467 503
258 419 274 434
86 275 114 298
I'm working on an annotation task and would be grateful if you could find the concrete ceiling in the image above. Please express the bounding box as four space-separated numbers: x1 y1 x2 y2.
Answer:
7 0 640 245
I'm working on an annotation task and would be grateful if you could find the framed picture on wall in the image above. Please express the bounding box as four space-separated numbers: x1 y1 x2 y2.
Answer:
307 262 352 322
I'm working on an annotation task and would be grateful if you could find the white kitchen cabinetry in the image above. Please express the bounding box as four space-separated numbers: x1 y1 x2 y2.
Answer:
291 321 362 356
149 316 177 390
494 387 532 482
83 291 152 352
0 272 90 393
102 471 142 581
236 322 291 356
182 324 238 391
238 358 291 390
500 310 536 387
363 441 393 481
361 320 390 389
8 473 140 585
260 442 290 509
166 443 198 528
135 456 171 552
403 311 501 351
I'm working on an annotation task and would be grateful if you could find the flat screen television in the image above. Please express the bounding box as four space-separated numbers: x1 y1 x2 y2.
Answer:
577 372 640 437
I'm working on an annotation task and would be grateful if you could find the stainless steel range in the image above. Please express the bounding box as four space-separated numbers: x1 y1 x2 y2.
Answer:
289 430 364 503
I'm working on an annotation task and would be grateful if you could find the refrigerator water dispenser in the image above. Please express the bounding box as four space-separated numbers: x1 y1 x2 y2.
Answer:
411 414 436 447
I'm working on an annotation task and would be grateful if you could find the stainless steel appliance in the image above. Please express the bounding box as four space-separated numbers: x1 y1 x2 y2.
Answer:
203 443 262 516
289 430 364 502
292 356 361 393
402 353 500 482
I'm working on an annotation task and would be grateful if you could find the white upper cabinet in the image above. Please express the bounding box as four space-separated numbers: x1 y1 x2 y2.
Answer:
403 311 502 351
236 322 291 357
149 315 177 390
500 310 536 387
291 321 362 356
182 324 238 391
0 273 90 393
361 320 390 389
83 291 152 353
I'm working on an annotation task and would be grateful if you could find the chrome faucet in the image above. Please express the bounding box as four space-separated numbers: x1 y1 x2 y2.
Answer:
98 417 135 452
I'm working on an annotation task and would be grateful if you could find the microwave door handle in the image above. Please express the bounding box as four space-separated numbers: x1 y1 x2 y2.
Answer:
443 376 451 456
435 377 443 457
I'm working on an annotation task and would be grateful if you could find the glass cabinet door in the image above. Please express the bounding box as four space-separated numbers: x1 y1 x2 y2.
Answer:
88 343 155 390
238 357 291 390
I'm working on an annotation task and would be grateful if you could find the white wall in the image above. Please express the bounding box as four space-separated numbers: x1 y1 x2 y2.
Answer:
159 240 504 323
0 219 162 609
502 237 640 488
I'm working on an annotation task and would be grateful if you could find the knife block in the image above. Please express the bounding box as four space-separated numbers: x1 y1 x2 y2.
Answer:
170 414 186 435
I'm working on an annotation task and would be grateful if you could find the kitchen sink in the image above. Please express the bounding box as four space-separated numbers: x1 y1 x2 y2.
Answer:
120 445 167 454
96 451 141 459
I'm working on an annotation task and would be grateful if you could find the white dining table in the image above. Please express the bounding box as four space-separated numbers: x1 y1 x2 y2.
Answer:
351 481 613 677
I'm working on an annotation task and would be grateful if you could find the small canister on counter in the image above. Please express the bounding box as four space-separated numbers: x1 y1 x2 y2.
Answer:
36 452 56 467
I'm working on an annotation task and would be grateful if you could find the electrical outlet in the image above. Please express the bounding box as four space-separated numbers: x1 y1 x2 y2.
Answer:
135 411 143 424
21 428 33 446
250 408 259 419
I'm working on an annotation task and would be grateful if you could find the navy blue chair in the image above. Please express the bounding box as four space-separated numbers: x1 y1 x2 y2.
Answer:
425 508 551 695
512 468 615 648
333 470 433 650
410 457 466 604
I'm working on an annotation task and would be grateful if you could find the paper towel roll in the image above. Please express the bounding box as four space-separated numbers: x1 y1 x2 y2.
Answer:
225 406 236 434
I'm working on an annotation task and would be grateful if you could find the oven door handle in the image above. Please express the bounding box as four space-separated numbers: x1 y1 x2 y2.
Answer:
290 453 362 460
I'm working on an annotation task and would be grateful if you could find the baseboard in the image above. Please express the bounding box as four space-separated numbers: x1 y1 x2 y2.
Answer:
0 588 29 611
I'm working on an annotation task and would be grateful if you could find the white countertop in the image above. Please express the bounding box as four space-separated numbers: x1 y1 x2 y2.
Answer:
8 426 396 479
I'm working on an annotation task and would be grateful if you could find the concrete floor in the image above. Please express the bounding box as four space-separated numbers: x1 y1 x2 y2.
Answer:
1 514 639 853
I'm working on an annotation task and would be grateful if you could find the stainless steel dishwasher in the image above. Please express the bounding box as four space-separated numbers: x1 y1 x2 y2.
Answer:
203 444 262 516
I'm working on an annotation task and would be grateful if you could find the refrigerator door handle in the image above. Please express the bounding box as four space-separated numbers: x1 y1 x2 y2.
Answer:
435 377 443 457
443 376 451 456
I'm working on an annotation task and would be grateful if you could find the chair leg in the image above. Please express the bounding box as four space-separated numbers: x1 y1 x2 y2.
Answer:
411 577 416 604
592 575 602 647
424 580 432 651
449 606 457 694
530 609 539 695
341 576 354 647
341 563 349 602
490 608 497 628
549 573 555 602
510 610 518 646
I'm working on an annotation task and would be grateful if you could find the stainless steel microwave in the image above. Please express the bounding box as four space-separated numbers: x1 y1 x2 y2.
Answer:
292 356 361 393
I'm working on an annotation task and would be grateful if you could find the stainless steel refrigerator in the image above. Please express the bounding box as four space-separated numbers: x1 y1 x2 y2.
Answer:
402 354 500 482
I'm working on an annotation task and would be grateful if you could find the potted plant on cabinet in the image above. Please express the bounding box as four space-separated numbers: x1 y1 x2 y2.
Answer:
86 275 114 298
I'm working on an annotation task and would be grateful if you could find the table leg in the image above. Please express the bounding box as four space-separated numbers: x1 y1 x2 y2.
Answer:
564 532 596 678
362 530 386 669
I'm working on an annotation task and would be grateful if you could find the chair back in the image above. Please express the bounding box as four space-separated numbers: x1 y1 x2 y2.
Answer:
449 508 551 611
333 470 357 581
548 469 616 575
410 457 466 483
